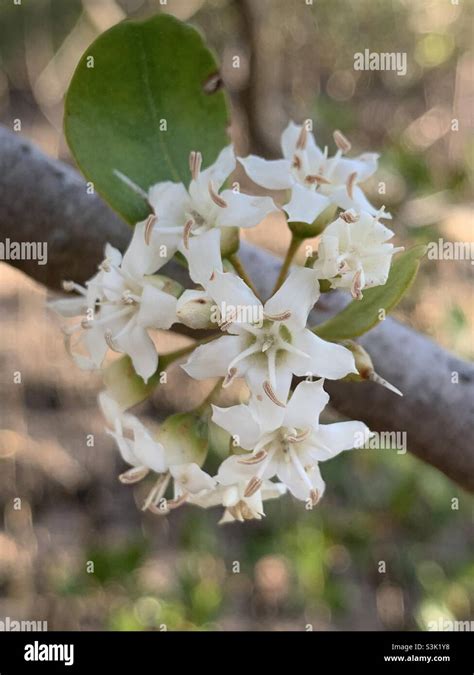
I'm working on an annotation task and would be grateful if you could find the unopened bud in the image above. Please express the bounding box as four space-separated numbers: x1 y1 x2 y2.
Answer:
176 290 214 329
220 226 240 257
341 341 403 396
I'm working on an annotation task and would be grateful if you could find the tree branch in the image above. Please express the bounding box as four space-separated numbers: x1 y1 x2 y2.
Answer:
0 125 472 493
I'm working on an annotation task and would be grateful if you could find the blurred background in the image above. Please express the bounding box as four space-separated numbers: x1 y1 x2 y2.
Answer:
0 0 472 630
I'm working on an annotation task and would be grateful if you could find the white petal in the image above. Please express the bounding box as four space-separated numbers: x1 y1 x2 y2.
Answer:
275 458 325 502
216 191 278 229
281 121 324 164
207 271 262 316
84 325 109 368
264 266 320 330
330 185 379 216
284 184 331 224
114 323 158 383
137 283 177 329
260 481 287 501
122 220 172 278
211 403 261 450
311 421 371 461
290 330 356 380
131 421 167 473
284 379 329 431
330 152 379 184
216 454 261 486
186 228 223 285
198 145 236 192
148 180 189 223
170 463 216 493
182 335 246 380
312 234 341 280
238 155 293 190
108 431 140 467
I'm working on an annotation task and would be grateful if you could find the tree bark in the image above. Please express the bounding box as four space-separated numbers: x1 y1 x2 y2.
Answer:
0 126 472 493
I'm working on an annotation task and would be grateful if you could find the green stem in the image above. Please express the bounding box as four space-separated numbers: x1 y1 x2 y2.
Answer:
272 233 303 294
227 253 261 299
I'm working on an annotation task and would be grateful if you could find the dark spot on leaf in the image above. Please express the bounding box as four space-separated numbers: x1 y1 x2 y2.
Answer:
203 71 223 95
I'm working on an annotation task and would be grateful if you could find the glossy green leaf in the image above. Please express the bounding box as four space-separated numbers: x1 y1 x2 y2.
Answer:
313 245 427 341
65 14 229 224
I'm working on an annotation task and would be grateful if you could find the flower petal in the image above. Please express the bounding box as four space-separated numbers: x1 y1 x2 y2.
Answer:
207 271 262 316
284 379 329 431
284 184 331 224
217 191 278 229
185 228 223 285
114 323 158 383
211 403 261 450
264 266 320 330
137 283 177 329
170 463 217 493
182 334 246 380
311 421 371 461
290 329 356 380
238 155 293 190
281 121 324 164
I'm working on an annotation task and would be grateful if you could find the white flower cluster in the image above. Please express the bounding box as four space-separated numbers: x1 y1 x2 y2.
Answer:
52 121 403 524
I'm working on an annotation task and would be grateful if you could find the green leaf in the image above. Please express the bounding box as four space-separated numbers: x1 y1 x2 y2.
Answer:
65 14 229 224
313 245 427 341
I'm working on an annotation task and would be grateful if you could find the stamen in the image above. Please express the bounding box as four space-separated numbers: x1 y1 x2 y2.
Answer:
142 473 170 512
292 154 302 170
189 151 202 180
309 489 320 506
244 476 262 498
219 308 237 332
104 330 121 352
165 493 189 510
183 218 195 249
223 367 237 388
238 449 268 465
99 259 111 273
286 428 311 443
262 380 286 408
144 213 157 245
351 269 363 300
305 174 331 185
333 129 352 153
340 209 359 224
263 310 292 322
346 171 357 199
296 125 308 150
62 280 75 292
119 465 149 484
208 181 228 208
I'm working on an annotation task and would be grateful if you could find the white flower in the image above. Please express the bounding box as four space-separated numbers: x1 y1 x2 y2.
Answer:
188 455 287 524
50 221 177 382
99 392 215 513
146 145 278 267
182 266 356 405
211 379 371 505
239 121 389 224
313 210 403 299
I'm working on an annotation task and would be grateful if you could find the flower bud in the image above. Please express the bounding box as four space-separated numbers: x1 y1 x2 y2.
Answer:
341 340 402 396
219 226 240 257
176 289 215 330
288 203 337 239
155 410 209 467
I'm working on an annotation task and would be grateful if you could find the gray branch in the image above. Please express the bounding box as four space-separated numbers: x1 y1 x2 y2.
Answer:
0 126 472 493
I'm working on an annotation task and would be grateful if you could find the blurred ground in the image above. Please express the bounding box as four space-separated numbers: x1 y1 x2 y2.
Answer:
0 0 473 631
